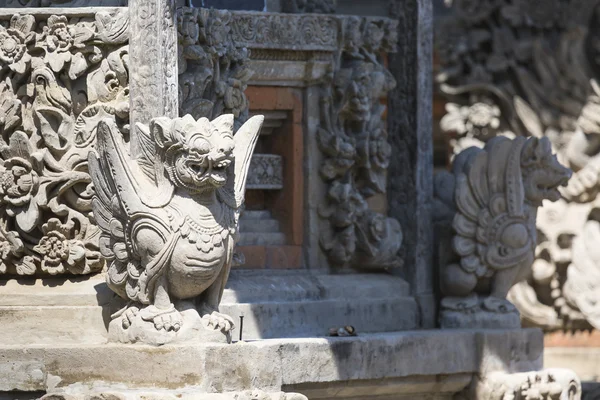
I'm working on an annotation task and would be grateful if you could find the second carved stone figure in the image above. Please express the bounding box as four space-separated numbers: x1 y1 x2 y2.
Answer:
435 136 571 328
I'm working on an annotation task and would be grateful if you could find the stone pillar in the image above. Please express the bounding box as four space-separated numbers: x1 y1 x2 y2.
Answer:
387 0 435 327
129 0 179 156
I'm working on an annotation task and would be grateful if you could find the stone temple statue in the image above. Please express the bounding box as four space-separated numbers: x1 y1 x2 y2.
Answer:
88 113 263 344
435 136 572 328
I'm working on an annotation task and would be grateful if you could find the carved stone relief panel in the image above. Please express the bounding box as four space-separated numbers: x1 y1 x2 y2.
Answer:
437 0 600 330
0 9 129 277
178 7 252 130
316 16 403 270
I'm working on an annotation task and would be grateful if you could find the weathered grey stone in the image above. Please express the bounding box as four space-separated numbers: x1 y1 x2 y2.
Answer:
387 0 435 328
239 218 280 233
129 0 178 156
0 329 545 393
222 272 418 339
435 136 571 329
237 232 286 246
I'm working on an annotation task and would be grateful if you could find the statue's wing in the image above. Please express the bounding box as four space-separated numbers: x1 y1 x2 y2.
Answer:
452 137 532 277
564 220 600 329
216 115 264 209
88 117 173 303
452 148 492 278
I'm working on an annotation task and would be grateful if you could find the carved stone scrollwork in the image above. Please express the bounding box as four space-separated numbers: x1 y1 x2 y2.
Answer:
434 136 571 328
0 9 129 277
459 369 582 400
317 16 403 270
437 0 600 330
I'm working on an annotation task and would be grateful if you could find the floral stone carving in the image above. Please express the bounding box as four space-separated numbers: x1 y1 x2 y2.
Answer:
178 7 252 130
317 16 402 270
434 136 571 328
437 0 600 331
462 369 581 400
89 114 264 344
0 10 129 277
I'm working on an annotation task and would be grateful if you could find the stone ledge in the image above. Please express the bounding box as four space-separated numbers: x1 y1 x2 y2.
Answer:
0 329 543 395
0 272 419 342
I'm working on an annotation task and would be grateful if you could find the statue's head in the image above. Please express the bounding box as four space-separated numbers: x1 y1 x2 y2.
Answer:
521 136 572 206
149 114 235 192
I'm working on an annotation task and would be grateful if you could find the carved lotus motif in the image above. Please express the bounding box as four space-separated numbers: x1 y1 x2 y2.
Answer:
39 15 95 75
0 236 35 276
0 157 39 207
0 131 44 230
0 15 35 74
34 218 95 275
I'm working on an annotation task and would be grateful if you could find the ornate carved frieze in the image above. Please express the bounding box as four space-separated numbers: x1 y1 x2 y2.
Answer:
229 12 339 51
437 0 600 330
0 9 129 277
434 136 571 328
316 16 403 270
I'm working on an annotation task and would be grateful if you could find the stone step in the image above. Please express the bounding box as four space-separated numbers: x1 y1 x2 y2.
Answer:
240 210 273 219
220 272 418 340
237 232 286 246
0 272 419 345
239 218 281 233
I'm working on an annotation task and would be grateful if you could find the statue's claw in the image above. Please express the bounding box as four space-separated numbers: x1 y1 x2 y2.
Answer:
121 306 140 329
482 297 517 313
139 304 182 332
440 293 479 311
202 311 235 333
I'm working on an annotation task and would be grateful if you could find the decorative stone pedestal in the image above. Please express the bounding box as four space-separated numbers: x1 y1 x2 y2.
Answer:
0 328 547 399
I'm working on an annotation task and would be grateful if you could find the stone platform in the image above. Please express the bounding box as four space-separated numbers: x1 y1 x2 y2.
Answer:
0 271 419 345
1 329 543 399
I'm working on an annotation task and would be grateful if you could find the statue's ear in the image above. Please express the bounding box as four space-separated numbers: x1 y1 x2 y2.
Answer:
211 114 234 137
537 136 552 157
521 136 537 159
150 117 175 148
